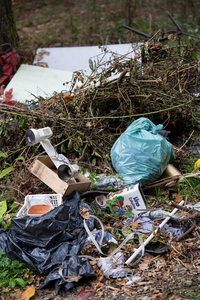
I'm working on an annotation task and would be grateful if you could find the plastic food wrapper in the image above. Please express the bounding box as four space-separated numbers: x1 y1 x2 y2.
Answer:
111 117 174 185
97 252 128 278
0 191 95 296
124 215 183 237
85 229 118 246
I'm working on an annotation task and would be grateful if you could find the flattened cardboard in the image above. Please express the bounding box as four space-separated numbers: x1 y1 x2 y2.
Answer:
30 156 91 196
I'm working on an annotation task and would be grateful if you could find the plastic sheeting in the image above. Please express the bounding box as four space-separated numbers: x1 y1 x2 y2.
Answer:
0 191 95 296
111 117 174 185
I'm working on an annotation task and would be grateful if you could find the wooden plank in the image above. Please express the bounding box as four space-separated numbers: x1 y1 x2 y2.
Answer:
30 158 69 195
29 156 91 196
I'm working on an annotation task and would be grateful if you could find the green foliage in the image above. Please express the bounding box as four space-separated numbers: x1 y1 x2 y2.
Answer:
88 172 100 188
105 196 119 217
0 250 33 290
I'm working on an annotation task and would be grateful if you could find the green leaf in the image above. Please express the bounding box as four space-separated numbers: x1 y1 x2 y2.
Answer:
68 139 73 150
0 200 7 218
94 151 102 158
15 277 26 288
0 152 8 158
15 156 24 161
0 167 14 179
89 58 94 71
9 279 16 288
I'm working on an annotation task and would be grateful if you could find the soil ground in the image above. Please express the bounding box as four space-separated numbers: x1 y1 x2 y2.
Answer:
1 1 200 299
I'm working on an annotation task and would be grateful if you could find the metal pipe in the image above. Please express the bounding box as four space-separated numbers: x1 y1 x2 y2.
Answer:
122 24 152 39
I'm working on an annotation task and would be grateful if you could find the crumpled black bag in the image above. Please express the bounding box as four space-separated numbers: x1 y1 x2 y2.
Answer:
0 191 95 296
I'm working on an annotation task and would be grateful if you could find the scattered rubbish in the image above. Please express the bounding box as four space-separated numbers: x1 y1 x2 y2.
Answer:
17 194 62 216
194 159 200 170
164 164 182 178
159 130 171 138
85 228 118 246
33 43 142 74
26 127 91 196
111 117 174 186
124 214 182 236
92 173 124 189
125 200 184 265
185 201 200 212
94 194 107 206
106 183 148 215
27 204 52 216
97 252 131 278
3 64 79 104
26 127 80 181
0 191 95 296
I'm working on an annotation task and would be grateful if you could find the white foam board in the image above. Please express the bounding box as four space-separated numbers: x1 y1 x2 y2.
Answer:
4 64 76 104
33 43 142 74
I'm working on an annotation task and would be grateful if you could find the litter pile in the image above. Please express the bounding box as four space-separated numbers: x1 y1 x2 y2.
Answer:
1 38 200 299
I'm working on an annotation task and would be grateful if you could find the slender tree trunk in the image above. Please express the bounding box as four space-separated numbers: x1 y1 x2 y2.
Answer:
0 0 19 48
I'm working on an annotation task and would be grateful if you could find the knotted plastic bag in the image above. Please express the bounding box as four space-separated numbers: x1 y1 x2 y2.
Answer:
111 117 174 185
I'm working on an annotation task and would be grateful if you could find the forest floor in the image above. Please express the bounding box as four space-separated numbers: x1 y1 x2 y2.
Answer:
1 1 200 299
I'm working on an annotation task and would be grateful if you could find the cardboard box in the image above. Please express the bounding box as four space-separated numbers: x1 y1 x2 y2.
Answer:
29 156 91 196
106 183 147 215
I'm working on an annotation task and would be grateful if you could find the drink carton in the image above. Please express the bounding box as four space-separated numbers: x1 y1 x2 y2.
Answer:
106 183 147 215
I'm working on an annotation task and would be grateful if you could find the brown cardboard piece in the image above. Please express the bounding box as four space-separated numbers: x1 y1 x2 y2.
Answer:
29 156 91 196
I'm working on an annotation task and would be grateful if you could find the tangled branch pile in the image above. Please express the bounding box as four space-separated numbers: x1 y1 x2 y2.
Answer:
1 40 200 169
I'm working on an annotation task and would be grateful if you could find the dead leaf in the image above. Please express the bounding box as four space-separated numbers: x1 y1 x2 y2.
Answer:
79 207 90 219
139 261 150 270
151 295 158 299
35 62 48 68
155 258 166 270
4 213 11 220
75 286 96 300
130 221 139 229
86 121 92 128
63 91 74 102
173 194 183 203
36 55 43 61
19 285 35 300
168 34 176 41
44 51 50 55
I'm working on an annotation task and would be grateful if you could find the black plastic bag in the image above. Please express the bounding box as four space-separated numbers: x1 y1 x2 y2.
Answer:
0 191 95 295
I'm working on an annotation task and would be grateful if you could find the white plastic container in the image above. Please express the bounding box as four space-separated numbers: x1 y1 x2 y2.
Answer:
17 194 62 217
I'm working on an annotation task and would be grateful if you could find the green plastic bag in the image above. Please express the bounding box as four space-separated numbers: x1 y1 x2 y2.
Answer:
111 117 174 185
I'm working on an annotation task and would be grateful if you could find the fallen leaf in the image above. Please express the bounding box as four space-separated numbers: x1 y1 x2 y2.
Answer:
35 62 48 68
130 221 139 228
36 55 43 61
155 258 166 270
151 295 158 299
173 194 183 203
79 207 90 219
4 213 11 220
63 91 74 102
19 285 35 300
86 121 92 128
75 286 96 300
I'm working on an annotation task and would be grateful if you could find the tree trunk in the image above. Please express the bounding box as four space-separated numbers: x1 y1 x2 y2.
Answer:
0 0 19 49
